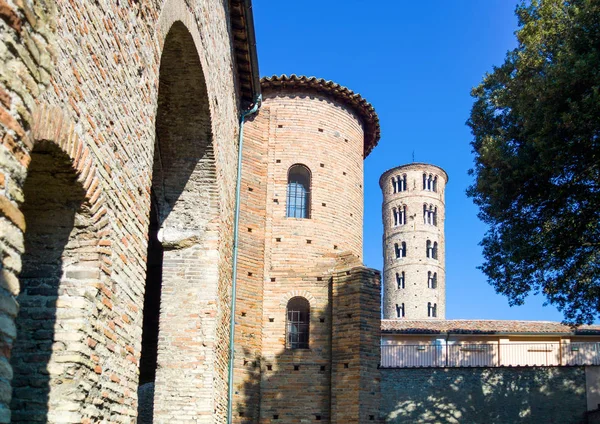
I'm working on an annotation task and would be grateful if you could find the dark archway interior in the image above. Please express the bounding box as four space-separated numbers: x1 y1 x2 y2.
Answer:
139 196 162 385
137 21 214 424
10 143 89 423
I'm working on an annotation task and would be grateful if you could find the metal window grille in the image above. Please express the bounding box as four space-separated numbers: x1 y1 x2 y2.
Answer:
286 298 310 349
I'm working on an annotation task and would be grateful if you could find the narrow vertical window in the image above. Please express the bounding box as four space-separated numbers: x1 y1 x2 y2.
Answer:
432 272 437 289
432 303 437 317
393 207 399 226
426 240 432 258
287 164 311 218
402 174 407 191
394 243 400 259
433 207 438 226
396 272 405 289
433 176 438 193
399 205 406 225
433 242 438 260
286 297 310 349
428 302 432 317
423 173 427 190
427 271 432 288
392 176 398 194
396 303 405 318
423 204 427 224
401 241 407 257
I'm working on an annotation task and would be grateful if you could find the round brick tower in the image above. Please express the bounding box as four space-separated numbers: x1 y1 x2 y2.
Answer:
379 163 448 320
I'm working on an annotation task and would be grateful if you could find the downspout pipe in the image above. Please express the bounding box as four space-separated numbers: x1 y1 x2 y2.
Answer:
227 93 261 424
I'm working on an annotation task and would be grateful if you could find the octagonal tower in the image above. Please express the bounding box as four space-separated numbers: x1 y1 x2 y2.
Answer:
380 163 448 320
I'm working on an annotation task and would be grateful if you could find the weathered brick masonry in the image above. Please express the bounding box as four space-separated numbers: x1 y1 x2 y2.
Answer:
0 0 259 422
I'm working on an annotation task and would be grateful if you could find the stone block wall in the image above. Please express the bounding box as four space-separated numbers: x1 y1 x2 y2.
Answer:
381 367 588 424
1 0 244 422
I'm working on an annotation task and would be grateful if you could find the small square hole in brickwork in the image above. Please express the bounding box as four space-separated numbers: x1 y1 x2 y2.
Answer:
273 415 279 420
369 415 375 421
307 240 312 244
343 172 347 176
334 245 338 250
248 272 253 276
278 124 283 128
319 317 325 323
350 213 353 217
239 412 244 417
273 198 279 203
243 359 249 365
320 365 326 371
320 163 325 168
316 415 322 421
241 311 247 317
269 317 274 322
321 203 326 207
294 365 300 371
276 237 281 242
346 271 350 275
318 128 324 132
347 313 353 318
267 364 272 371
344 138 348 142
360 184 362 188
248 187 253 192
317 277 323 281
270 277 276 282
247 228 252 232
276 159 281 163
344 363 349 368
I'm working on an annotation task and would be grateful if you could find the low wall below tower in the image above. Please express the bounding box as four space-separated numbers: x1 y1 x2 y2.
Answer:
381 367 589 423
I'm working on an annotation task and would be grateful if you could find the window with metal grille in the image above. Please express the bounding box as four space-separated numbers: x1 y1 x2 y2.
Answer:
286 164 311 218
286 297 310 349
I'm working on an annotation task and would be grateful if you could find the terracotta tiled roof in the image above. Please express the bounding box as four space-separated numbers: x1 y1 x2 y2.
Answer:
260 75 381 158
381 319 600 335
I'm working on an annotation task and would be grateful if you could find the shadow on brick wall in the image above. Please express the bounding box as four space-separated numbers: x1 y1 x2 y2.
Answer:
382 367 587 424
10 144 90 423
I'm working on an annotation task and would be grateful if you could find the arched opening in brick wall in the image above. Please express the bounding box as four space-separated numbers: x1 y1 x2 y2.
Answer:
10 142 103 423
137 21 219 422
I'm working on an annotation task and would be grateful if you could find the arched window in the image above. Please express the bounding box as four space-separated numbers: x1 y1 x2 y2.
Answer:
401 241 407 257
428 272 437 289
433 242 439 260
426 240 432 258
400 205 406 225
287 164 311 218
392 207 398 226
428 303 438 317
423 173 427 190
401 174 407 192
396 272 405 289
396 303 405 318
433 176 438 192
394 243 400 259
286 297 310 349
433 207 438 226
394 242 407 259
392 176 398 193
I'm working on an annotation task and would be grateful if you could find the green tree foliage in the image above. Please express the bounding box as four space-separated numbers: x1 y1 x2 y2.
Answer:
468 0 600 323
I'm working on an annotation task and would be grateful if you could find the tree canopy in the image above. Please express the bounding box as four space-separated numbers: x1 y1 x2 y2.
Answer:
467 0 600 323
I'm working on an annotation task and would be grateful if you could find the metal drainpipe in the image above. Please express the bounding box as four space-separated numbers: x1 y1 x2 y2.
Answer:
227 93 262 424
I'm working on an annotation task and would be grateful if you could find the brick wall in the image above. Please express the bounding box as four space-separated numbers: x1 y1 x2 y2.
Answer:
0 0 243 422
380 164 448 320
331 265 381 424
381 367 588 424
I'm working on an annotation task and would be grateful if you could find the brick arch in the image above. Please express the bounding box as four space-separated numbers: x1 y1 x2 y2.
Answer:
10 104 114 422
30 105 112 272
279 290 317 309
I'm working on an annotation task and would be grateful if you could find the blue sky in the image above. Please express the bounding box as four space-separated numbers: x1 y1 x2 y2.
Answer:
253 1 566 322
